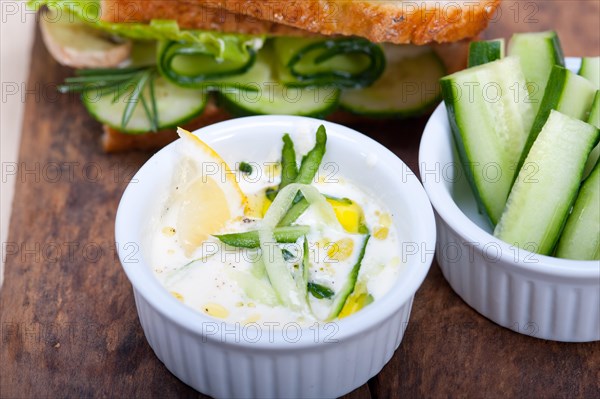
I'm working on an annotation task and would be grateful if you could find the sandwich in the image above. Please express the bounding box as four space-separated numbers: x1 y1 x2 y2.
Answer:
32 0 500 152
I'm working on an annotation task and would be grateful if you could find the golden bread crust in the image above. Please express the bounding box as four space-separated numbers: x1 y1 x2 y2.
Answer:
190 0 500 44
99 0 307 36
100 0 499 44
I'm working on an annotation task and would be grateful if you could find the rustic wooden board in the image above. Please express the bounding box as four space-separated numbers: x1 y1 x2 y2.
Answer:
1 2 599 398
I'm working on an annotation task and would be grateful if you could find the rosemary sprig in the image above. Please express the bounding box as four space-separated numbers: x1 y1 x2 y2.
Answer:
58 66 160 132
149 76 159 130
122 69 151 129
140 95 158 132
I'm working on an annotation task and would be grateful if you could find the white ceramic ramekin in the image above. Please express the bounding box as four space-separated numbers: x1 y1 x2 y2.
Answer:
116 115 436 398
419 61 600 342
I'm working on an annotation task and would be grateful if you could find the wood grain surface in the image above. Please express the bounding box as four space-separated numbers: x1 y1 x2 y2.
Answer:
1 1 599 398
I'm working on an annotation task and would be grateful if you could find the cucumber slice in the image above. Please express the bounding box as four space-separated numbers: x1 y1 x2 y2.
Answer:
494 111 600 255
227 269 280 306
441 56 535 225
583 91 600 178
339 45 445 118
219 85 339 117
508 31 564 115
579 57 600 88
219 73 340 119
272 36 385 89
327 235 370 320
82 75 207 134
157 40 271 91
555 160 600 260
519 65 597 171
468 39 505 67
218 46 340 117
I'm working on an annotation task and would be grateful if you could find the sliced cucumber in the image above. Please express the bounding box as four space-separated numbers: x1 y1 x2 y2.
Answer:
508 31 564 115
157 40 271 91
227 269 280 306
272 36 385 89
494 111 600 255
219 80 339 118
82 75 207 133
219 85 339 117
468 39 505 67
588 91 600 127
339 45 445 118
327 235 370 320
583 91 600 178
519 65 597 171
441 56 535 225
555 159 600 260
579 57 600 88
218 45 340 117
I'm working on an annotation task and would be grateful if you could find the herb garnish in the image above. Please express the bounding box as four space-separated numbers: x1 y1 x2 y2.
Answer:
58 66 160 132
239 162 253 174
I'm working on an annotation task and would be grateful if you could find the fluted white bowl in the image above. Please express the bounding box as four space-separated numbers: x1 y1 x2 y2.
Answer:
116 115 436 398
419 58 600 342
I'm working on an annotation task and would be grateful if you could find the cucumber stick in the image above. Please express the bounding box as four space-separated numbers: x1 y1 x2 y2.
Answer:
508 31 564 115
555 159 600 260
519 66 597 170
589 91 600 127
494 111 600 255
340 45 445 117
579 57 600 89
441 56 535 225
82 75 207 133
468 39 505 67
583 91 600 178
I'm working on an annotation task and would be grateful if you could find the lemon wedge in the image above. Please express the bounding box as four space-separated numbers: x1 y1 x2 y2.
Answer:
175 128 247 257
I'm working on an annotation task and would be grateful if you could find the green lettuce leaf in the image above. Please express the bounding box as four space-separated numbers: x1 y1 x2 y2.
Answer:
28 0 264 62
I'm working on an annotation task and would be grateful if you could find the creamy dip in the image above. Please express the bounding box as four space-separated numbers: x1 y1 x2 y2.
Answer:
148 130 404 327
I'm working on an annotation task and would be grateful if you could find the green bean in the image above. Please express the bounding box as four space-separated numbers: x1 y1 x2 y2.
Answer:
266 126 327 223
280 133 298 189
214 225 310 248
296 125 327 184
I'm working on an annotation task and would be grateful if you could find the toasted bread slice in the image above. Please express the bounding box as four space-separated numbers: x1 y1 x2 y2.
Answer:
99 0 307 36
100 0 499 44
200 0 500 44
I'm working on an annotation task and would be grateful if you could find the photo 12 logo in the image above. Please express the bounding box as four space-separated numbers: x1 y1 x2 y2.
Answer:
200 321 339 344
